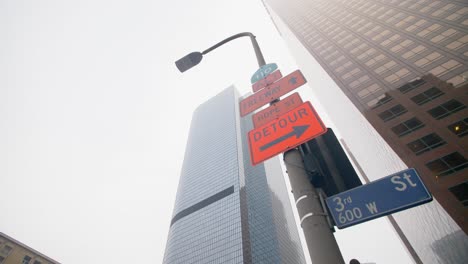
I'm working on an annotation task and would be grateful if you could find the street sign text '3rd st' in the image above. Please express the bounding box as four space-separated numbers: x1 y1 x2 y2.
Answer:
248 101 327 165
326 168 432 229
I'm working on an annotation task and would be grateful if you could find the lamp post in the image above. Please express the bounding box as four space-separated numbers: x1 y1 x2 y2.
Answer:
175 32 266 73
175 32 344 264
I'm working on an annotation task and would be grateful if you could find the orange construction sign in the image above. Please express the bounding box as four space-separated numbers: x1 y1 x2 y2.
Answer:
239 70 306 117
252 92 303 128
248 101 327 166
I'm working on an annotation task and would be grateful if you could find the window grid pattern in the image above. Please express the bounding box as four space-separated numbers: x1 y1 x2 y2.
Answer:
410 87 444 105
369 93 393 109
163 87 306 264
391 117 425 137
22 256 32 264
398 79 426 93
378 104 408 122
163 88 243 264
265 0 468 263
428 100 467 120
448 182 468 207
426 152 468 177
429 60 463 77
407 133 447 155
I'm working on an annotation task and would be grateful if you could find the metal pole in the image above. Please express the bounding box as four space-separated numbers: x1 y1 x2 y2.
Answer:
284 148 345 264
201 32 266 67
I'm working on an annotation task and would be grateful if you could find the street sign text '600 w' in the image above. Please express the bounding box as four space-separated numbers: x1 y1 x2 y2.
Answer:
326 168 432 229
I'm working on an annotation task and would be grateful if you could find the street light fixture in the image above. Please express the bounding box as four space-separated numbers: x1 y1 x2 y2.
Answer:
175 32 266 72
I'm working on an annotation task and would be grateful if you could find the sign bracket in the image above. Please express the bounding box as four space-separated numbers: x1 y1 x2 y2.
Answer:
318 188 335 231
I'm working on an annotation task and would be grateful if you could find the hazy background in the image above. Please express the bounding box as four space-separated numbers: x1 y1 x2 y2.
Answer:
1 1 412 263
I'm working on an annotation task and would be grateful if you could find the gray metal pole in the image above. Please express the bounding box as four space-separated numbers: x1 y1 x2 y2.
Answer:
284 148 345 264
201 32 266 67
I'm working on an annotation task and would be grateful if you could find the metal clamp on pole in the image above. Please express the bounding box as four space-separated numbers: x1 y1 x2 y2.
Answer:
317 188 336 231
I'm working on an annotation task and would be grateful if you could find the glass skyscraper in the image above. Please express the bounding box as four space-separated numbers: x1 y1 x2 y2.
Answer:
262 0 467 263
162 86 305 264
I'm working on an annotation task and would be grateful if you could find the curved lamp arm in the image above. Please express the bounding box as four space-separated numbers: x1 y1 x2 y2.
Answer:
175 32 266 72
201 32 266 67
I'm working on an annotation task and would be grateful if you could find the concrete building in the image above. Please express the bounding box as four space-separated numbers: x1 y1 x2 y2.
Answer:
162 86 305 263
0 233 60 264
262 0 467 263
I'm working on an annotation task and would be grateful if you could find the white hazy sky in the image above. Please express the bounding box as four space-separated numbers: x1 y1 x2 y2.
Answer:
1 1 413 263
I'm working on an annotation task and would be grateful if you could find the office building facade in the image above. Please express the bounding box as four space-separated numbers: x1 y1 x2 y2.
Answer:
0 233 60 264
263 0 467 263
162 86 305 263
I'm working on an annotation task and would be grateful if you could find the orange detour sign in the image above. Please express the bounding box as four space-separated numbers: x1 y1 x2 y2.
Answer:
240 70 306 117
248 101 327 166
252 70 282 93
252 92 303 128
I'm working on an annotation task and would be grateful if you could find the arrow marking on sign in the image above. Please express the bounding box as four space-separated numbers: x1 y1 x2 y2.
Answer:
259 125 309 151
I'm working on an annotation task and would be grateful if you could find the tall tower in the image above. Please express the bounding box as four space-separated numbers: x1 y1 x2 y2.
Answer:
263 0 468 263
163 86 305 264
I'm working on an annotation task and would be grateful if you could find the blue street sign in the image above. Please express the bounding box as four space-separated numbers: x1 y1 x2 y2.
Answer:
325 168 432 229
250 63 278 84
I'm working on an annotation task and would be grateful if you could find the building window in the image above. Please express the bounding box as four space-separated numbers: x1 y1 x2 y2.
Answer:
391 39 413 52
428 100 466 119
402 45 427 59
448 118 468 137
446 35 468 50
342 68 361 79
426 152 468 177
391 117 425 137
378 104 408 122
446 7 468 20
448 182 468 207
410 87 444 105
417 23 441 37
384 74 399 83
358 84 381 98
365 54 385 66
22 256 32 264
369 93 393 109
407 133 446 155
429 59 462 77
398 79 426 93
349 75 370 88
385 68 410 84
431 28 458 43
447 72 468 87
415 52 442 67
0 245 12 255
375 61 397 75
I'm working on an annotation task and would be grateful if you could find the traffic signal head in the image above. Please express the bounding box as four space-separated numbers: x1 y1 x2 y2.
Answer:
300 128 362 196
